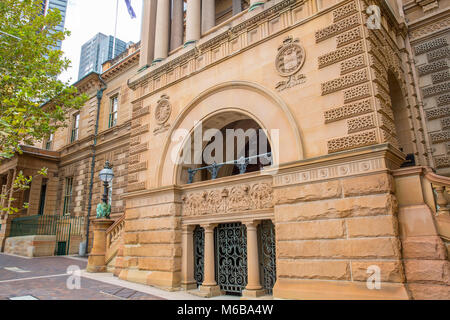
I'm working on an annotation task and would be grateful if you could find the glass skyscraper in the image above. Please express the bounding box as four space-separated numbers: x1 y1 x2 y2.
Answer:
41 0 69 51
78 33 127 80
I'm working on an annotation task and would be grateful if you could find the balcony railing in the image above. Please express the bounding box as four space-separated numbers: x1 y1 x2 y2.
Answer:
187 152 272 184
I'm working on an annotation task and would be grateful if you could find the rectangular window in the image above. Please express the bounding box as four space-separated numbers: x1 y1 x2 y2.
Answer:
63 177 73 216
71 113 80 143
45 133 54 150
109 96 118 128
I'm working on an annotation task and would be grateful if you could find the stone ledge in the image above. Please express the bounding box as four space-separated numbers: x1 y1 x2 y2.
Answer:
273 278 409 300
4 235 56 258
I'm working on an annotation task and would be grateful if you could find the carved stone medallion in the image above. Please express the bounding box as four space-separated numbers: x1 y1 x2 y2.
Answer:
275 36 306 77
275 36 307 91
154 94 171 134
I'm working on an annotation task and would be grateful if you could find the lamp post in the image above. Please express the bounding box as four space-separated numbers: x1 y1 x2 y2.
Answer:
87 160 115 273
99 160 114 205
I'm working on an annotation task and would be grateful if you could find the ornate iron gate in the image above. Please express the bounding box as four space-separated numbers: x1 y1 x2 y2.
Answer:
258 220 276 294
215 223 248 295
193 225 204 287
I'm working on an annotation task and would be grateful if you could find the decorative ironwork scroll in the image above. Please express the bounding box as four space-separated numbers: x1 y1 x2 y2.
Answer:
258 220 276 294
215 223 248 295
193 226 205 286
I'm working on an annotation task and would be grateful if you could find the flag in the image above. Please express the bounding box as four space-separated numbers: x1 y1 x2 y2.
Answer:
124 0 136 19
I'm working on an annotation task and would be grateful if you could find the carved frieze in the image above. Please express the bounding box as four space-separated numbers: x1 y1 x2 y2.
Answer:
321 68 369 95
318 40 364 69
336 27 362 48
332 1 358 23
426 106 450 120
324 98 373 123
423 81 450 98
427 47 450 62
417 59 448 76
437 93 450 106
327 130 377 153
414 37 448 55
315 13 360 43
343 83 371 103
181 182 273 216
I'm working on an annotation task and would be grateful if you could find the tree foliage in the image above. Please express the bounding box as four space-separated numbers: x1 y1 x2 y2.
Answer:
0 0 87 159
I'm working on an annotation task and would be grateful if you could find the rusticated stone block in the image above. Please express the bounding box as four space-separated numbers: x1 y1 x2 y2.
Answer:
405 260 449 284
124 244 181 258
402 236 448 260
138 231 181 244
351 261 405 283
274 180 341 204
275 194 398 222
347 215 398 237
278 238 401 259
276 220 345 240
125 217 180 232
342 173 395 197
124 233 138 244
408 283 450 300
278 260 350 280
138 257 181 272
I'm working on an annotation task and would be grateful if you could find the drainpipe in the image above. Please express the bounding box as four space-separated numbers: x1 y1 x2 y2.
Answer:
84 74 107 256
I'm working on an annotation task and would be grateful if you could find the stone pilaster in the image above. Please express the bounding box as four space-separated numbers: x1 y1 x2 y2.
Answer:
181 225 197 290
199 223 221 297
170 0 184 51
185 0 201 46
201 0 215 34
139 0 157 70
153 0 171 63
242 221 266 297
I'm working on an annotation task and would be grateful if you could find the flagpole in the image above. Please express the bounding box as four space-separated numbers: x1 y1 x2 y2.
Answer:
112 0 119 58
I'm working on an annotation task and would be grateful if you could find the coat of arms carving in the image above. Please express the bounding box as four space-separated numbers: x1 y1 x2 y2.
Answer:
275 36 307 92
154 94 172 135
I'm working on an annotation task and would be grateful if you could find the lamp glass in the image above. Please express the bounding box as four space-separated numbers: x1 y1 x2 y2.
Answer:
99 167 114 183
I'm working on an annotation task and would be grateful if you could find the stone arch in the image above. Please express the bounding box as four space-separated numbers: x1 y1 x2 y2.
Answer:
387 70 416 161
157 81 304 187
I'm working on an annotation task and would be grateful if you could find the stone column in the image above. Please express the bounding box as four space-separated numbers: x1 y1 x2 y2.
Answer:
243 221 265 297
232 0 242 15
139 0 158 70
201 0 215 34
87 219 114 273
249 0 266 11
181 225 197 290
199 223 221 297
185 0 201 46
170 0 184 51
153 0 171 63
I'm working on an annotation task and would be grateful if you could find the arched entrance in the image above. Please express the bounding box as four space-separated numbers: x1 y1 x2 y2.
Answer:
387 71 416 166
177 111 273 184
157 81 304 187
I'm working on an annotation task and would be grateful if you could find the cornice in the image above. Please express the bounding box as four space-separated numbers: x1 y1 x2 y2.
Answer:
127 0 300 90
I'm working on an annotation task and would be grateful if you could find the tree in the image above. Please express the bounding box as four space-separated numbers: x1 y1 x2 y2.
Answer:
0 0 87 159
0 0 87 215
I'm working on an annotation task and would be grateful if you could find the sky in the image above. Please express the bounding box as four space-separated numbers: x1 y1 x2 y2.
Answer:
60 0 143 83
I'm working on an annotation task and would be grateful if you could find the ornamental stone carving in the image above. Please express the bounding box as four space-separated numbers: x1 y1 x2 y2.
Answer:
154 94 172 134
181 182 273 216
275 36 307 91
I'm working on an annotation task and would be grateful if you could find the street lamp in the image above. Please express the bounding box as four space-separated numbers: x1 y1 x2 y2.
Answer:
99 160 114 204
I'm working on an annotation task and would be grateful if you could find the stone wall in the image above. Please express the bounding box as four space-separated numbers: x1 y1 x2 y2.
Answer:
4 235 56 257
273 170 409 299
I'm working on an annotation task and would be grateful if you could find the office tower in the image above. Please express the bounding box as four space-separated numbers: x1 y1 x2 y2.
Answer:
77 33 127 80
40 0 68 51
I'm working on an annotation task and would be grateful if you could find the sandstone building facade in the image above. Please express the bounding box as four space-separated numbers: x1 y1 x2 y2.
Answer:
1 0 449 299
